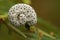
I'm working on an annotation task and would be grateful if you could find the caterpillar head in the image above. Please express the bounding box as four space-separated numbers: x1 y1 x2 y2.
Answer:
8 3 37 27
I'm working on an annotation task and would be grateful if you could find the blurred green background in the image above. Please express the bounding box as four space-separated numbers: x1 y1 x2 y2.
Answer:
0 0 60 40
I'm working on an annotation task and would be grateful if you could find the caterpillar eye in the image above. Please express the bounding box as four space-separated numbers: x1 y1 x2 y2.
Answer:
8 3 37 27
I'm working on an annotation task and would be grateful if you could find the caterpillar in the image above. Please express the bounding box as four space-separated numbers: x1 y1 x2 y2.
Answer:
8 3 37 28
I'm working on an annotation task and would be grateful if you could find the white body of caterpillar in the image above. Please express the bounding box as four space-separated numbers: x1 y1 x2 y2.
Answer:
8 4 37 27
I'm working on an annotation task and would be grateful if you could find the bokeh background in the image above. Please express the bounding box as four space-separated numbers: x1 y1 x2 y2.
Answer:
0 0 60 40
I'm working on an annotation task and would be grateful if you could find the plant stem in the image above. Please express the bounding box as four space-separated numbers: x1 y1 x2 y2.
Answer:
0 15 27 38
37 28 56 40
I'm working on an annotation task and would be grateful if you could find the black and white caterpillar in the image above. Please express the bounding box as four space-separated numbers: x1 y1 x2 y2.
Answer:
8 3 37 27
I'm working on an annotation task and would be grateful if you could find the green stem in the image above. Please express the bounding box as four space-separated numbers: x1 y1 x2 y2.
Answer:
37 28 56 40
30 26 57 40
0 14 27 38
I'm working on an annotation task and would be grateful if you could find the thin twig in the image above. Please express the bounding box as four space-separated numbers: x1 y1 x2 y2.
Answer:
37 28 57 40
29 26 57 40
0 15 27 38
